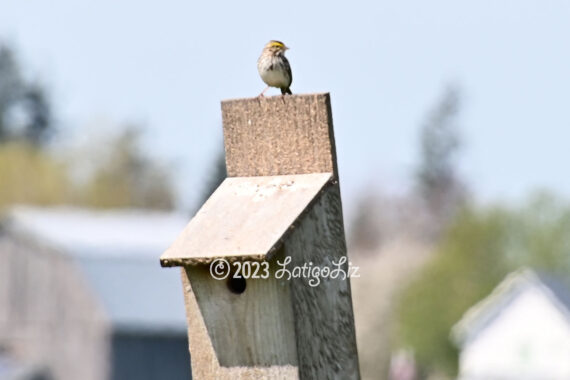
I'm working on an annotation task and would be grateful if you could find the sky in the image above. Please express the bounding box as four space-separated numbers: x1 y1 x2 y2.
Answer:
1 0 569 218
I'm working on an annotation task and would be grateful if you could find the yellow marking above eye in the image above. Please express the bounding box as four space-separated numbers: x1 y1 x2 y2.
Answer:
270 42 284 48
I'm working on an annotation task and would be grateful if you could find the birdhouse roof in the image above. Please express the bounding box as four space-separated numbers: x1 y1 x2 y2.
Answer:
160 172 333 266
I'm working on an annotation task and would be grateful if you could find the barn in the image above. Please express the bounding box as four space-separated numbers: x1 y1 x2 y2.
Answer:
0 207 191 380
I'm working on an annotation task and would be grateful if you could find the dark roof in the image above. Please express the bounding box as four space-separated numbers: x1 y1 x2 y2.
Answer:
535 271 570 312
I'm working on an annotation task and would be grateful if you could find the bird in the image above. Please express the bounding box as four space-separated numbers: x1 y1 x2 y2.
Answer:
257 40 292 96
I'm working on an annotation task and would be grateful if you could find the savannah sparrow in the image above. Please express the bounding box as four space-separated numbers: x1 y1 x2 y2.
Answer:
257 40 292 96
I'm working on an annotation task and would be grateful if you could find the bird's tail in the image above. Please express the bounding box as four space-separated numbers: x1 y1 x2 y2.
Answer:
281 87 292 95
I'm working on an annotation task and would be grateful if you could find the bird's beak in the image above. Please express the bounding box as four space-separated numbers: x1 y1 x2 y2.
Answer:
285 45 290 50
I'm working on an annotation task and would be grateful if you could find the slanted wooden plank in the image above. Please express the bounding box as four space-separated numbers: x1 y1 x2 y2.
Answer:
160 172 333 266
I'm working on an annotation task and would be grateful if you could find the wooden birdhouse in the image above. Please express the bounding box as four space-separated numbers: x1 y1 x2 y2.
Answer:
160 93 360 379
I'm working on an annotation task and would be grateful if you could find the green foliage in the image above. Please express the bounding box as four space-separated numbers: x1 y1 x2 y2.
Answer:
0 142 70 209
503 192 570 275
75 128 175 210
0 40 174 210
0 128 176 211
394 193 570 376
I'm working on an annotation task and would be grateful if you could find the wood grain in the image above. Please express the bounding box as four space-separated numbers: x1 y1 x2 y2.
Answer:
221 93 339 178
180 267 300 379
161 173 332 266
284 184 361 379
170 93 360 379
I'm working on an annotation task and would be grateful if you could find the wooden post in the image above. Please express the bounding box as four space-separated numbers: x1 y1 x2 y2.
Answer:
161 93 360 379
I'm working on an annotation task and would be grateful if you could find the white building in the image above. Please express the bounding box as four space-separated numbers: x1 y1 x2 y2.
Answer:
451 268 570 380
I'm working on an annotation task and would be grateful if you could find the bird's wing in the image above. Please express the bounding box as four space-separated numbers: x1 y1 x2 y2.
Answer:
283 56 292 86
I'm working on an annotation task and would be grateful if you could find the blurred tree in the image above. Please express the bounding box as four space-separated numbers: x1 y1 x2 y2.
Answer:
503 191 570 274
349 191 383 252
0 142 70 209
0 127 176 211
20 84 52 145
0 42 52 145
0 41 175 211
415 85 467 239
78 127 175 210
196 147 226 211
394 192 570 377
0 44 22 141
349 85 468 253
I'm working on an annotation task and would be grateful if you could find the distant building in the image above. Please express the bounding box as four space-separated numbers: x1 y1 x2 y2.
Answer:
451 267 570 380
0 207 192 380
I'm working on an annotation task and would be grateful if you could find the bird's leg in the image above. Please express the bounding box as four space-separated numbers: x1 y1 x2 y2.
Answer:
258 86 270 97
280 88 292 103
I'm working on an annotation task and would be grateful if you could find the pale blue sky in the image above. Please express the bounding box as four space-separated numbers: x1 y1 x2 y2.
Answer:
2 1 569 217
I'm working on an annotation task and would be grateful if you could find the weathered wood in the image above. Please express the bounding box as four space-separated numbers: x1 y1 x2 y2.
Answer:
161 173 332 266
0 232 110 380
221 93 339 178
180 182 360 380
168 93 360 379
180 263 300 379
284 183 360 379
